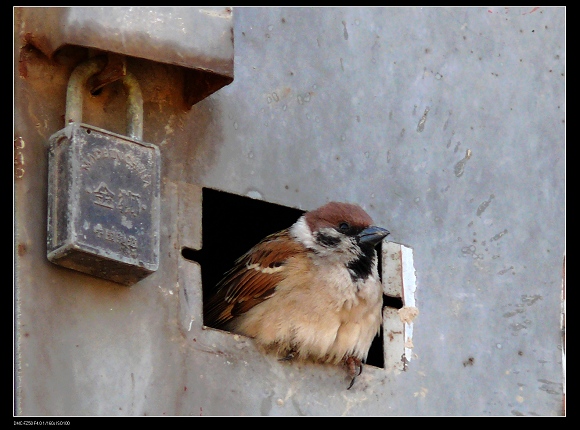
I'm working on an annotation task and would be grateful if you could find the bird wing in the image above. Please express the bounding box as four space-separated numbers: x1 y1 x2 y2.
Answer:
203 228 303 329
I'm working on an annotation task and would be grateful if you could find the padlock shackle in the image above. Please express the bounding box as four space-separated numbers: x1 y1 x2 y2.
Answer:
122 73 144 141
65 56 107 125
65 56 144 141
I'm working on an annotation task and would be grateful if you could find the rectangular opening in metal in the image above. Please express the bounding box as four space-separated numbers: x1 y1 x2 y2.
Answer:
181 187 391 369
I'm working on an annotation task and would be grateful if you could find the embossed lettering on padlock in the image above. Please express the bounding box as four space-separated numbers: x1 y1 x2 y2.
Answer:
47 57 160 285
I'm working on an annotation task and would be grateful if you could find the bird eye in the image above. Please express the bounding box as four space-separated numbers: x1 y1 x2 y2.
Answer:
338 222 350 232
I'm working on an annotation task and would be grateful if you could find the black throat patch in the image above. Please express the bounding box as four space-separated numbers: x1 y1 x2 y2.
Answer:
346 245 376 282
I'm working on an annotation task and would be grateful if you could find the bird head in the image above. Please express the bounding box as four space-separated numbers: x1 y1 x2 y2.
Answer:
290 202 390 280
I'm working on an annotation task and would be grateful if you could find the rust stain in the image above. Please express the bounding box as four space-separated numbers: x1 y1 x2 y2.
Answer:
18 243 28 256
523 7 540 15
488 7 541 15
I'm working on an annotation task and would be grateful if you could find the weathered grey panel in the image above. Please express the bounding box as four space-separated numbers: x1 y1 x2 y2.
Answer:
14 7 564 416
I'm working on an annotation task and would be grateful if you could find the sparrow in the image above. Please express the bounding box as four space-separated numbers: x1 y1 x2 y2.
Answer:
203 201 389 388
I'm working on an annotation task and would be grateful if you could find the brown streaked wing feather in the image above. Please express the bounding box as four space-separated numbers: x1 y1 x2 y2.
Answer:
203 228 303 328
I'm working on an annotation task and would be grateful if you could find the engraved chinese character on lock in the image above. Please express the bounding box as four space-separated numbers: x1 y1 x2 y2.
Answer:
47 57 160 285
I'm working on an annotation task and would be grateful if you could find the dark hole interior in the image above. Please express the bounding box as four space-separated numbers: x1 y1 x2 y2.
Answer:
181 188 303 315
181 187 398 369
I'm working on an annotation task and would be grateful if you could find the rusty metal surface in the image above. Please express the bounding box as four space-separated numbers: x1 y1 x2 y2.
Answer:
14 7 565 416
16 6 234 108
17 6 234 77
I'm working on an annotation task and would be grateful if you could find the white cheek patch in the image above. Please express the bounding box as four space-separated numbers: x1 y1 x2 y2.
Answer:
290 217 315 248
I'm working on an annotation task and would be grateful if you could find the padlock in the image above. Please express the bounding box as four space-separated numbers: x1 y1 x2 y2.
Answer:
47 57 160 285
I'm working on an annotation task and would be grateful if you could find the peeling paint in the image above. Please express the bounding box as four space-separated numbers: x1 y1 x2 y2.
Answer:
398 306 419 324
199 8 232 19
413 387 428 398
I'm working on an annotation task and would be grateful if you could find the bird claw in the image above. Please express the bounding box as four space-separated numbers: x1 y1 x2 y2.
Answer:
347 376 356 390
279 352 295 362
344 356 363 390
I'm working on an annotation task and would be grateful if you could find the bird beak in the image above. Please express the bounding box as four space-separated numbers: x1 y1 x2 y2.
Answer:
357 226 390 247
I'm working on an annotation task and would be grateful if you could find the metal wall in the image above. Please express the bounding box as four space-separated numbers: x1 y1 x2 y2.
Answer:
14 7 565 416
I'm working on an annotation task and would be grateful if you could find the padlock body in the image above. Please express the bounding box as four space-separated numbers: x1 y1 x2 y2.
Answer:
47 123 160 285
